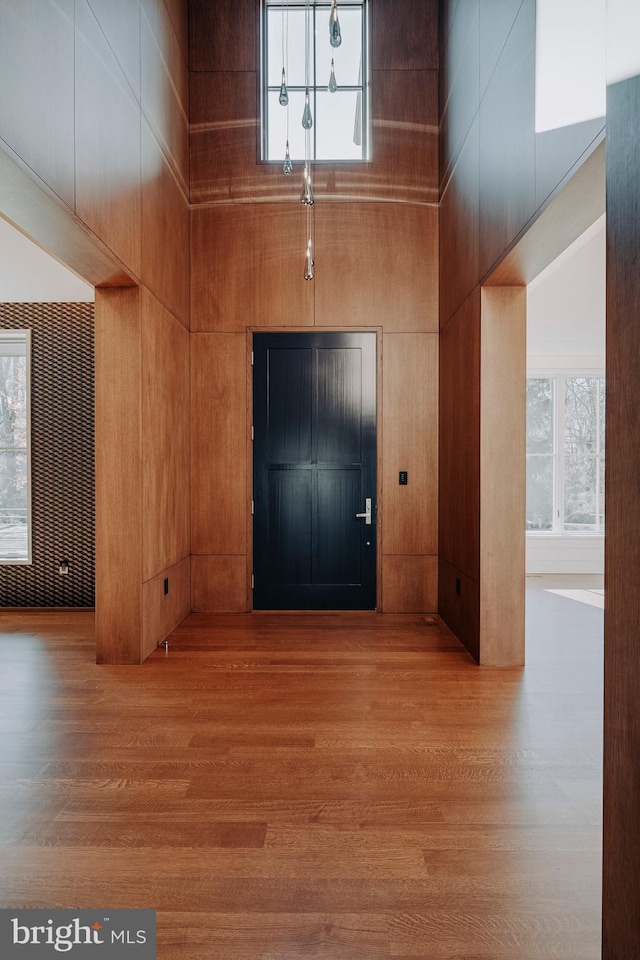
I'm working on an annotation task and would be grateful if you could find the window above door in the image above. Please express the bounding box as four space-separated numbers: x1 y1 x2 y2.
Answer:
261 0 370 163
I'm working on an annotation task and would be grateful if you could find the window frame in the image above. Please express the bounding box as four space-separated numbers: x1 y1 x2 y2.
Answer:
0 329 32 565
260 0 371 164
526 370 605 537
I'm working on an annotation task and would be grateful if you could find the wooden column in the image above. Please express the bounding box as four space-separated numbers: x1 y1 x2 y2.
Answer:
479 287 526 665
602 70 640 959
95 287 143 663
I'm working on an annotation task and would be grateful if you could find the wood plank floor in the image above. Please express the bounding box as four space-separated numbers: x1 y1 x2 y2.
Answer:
0 585 603 959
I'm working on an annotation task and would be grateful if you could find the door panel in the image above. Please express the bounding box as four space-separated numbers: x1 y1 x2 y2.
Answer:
253 332 376 610
316 468 362 584
267 348 312 462
317 348 363 463
268 468 313 584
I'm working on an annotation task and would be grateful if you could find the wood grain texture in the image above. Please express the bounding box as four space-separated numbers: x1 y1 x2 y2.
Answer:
163 0 188 65
142 556 190 660
0 0 75 209
188 0 256 72
191 333 247 555
141 120 189 326
94 288 142 664
488 141 605 287
439 0 479 189
381 334 438 556
191 205 314 331
602 71 640 960
194 90 449 207
479 0 525 97
189 68 438 204
479 288 525 666
141 289 190 582
478 0 535 278
75 0 142 276
0 599 603 959
439 116 480 328
86 0 141 99
189 71 265 205
371 69 439 205
315 203 438 332
141 0 189 192
535 119 605 212
0 150 132 288
372 0 438 71
191 556 248 613
440 0 608 675
439 290 480 583
438 557 480 663
381 556 437 613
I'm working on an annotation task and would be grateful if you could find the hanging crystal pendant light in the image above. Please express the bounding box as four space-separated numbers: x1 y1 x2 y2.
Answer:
329 0 342 48
304 196 314 281
279 1 289 105
304 235 314 281
328 58 337 93
300 165 314 205
301 88 313 129
283 140 293 175
279 68 289 106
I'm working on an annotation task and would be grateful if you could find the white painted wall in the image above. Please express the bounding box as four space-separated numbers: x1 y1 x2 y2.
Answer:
527 215 605 359
526 215 605 574
0 216 94 303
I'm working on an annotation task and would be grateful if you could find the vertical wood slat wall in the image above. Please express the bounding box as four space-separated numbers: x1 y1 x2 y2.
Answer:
438 0 605 661
0 0 191 661
189 0 440 613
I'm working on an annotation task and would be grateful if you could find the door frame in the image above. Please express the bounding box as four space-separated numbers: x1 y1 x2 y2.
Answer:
247 326 383 611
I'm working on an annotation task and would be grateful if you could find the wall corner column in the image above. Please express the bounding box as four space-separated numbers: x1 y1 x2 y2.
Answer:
479 286 526 666
95 287 143 663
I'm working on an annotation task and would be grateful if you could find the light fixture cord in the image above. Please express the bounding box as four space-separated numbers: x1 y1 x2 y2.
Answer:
285 0 290 141
305 0 310 92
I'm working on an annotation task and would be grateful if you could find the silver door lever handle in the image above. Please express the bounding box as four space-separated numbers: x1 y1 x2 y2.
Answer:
355 498 372 525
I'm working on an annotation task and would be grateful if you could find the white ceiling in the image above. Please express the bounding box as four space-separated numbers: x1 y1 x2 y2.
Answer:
527 215 605 361
535 0 606 132
0 216 94 302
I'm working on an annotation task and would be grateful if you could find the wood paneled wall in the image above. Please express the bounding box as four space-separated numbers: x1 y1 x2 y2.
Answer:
603 68 640 960
189 0 439 612
439 0 605 661
0 0 191 661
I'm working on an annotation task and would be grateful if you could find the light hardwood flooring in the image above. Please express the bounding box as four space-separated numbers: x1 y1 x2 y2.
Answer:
0 581 603 959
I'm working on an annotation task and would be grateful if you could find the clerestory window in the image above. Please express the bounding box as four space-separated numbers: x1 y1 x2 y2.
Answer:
261 0 370 163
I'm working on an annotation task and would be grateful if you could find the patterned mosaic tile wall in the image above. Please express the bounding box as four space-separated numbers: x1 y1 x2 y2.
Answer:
1 303 94 606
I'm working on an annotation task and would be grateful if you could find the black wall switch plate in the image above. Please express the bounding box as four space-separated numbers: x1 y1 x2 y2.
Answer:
399 471 408 485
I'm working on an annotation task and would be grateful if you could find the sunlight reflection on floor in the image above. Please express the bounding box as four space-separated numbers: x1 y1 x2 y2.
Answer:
545 588 605 609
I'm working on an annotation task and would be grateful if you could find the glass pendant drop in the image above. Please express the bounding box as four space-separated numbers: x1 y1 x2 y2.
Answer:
301 89 313 129
283 140 293 175
279 69 289 106
329 0 342 48
300 166 314 205
304 237 314 281
328 59 337 93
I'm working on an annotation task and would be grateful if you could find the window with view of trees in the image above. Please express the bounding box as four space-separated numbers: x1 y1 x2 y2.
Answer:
0 331 30 563
526 375 605 533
